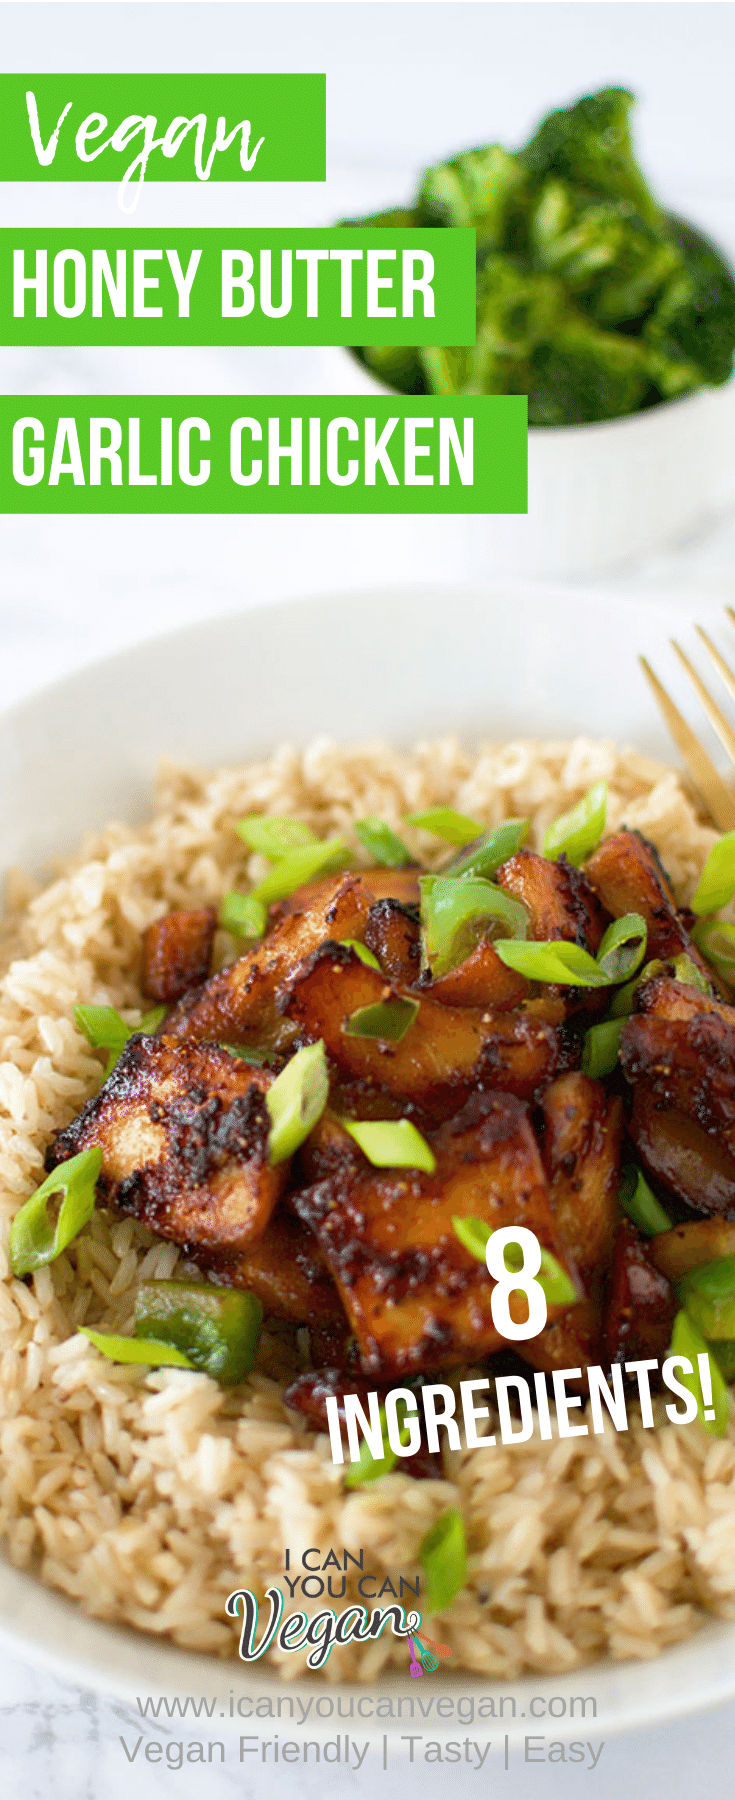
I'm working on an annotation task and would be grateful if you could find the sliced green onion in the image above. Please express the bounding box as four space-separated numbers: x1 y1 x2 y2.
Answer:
691 832 735 915
710 1339 735 1381
543 780 608 867
80 1328 194 1369
669 1310 731 1436
135 1281 263 1384
609 958 666 1018
265 1040 329 1165
443 818 530 881
344 997 419 1042
406 806 482 847
419 1509 467 1612
219 1043 269 1066
680 1257 735 1340
451 1217 577 1306
354 818 411 868
672 953 711 996
596 912 647 983
342 1118 436 1173
219 892 267 941
344 1399 415 1487
420 875 528 978
236 816 316 859
339 938 381 971
692 920 735 988
75 1003 166 1074
619 1165 672 1236
250 839 351 907
581 1017 624 1078
493 939 611 987
10 1148 103 1278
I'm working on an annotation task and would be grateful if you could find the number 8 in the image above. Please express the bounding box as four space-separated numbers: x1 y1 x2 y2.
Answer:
486 1226 547 1341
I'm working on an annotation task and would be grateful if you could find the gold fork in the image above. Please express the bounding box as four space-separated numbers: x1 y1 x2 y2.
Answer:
640 606 735 831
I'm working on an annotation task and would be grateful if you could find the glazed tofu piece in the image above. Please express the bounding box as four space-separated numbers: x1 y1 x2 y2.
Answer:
584 829 712 979
142 906 217 1004
540 1073 623 1274
48 1036 286 1256
629 1089 735 1219
620 975 735 1165
602 1219 677 1367
421 937 530 1012
496 849 609 952
206 1208 343 1326
164 873 371 1050
293 1090 577 1377
283 942 577 1115
363 898 421 986
269 866 421 925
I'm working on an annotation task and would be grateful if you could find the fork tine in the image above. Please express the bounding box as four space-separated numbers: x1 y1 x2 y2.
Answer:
695 625 735 706
670 638 735 766
639 655 735 831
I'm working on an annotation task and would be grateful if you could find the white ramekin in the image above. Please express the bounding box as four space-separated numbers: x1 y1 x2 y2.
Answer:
334 350 735 582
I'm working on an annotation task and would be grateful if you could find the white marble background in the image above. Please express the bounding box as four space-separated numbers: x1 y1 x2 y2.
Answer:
3 4 735 1793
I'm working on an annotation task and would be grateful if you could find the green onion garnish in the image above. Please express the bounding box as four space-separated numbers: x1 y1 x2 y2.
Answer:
10 1148 103 1278
344 997 420 1042
596 912 647 983
451 1217 577 1306
236 816 316 859
542 780 608 867
679 1257 735 1340
672 953 711 996
80 1329 194 1369
711 1340 735 1381
692 920 735 988
419 1509 467 1612
339 938 382 971
619 1165 672 1236
75 1003 166 1074
406 807 482 847
343 1398 415 1487
219 1043 269 1065
419 875 528 979
135 1281 263 1384
354 818 412 868
219 892 267 940
669 1310 731 1436
250 840 351 906
581 1017 624 1078
691 832 735 915
493 939 611 987
442 818 530 881
342 1118 436 1173
265 1040 329 1165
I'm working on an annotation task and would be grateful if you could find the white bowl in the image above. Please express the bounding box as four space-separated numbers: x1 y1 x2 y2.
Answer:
334 354 735 583
2 582 735 1740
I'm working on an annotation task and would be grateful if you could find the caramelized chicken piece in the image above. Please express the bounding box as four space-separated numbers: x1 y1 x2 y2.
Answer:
164 874 371 1050
421 938 530 1012
496 849 609 951
142 907 217 1004
206 1209 342 1325
540 1073 623 1274
629 1090 735 1219
283 942 577 1115
649 1217 735 1281
49 1036 286 1256
293 1091 576 1377
620 975 735 1164
269 866 421 926
363 898 420 986
585 829 712 979
602 1219 677 1366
